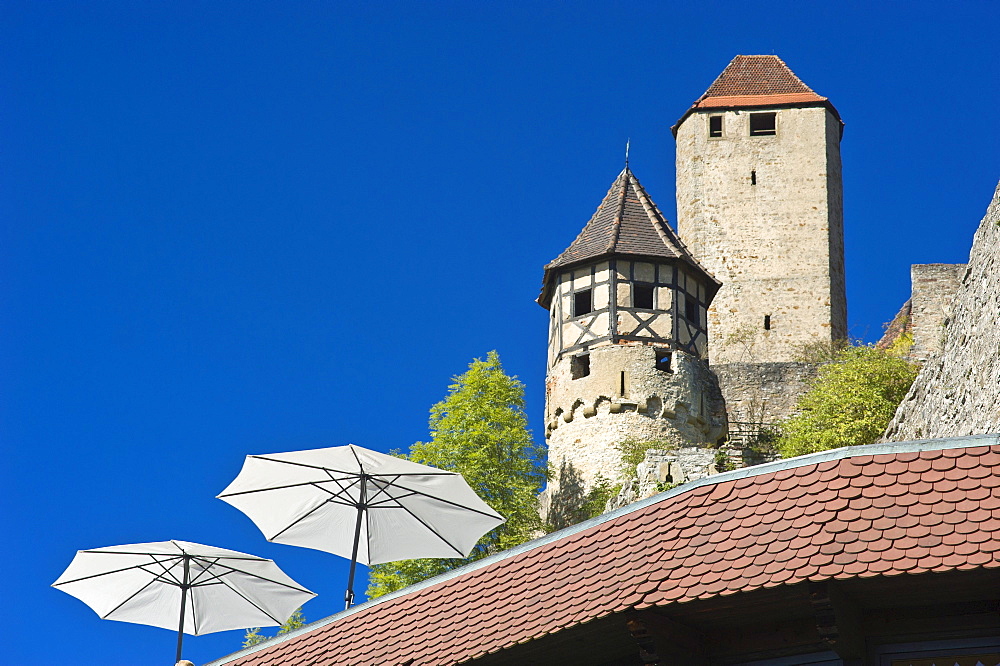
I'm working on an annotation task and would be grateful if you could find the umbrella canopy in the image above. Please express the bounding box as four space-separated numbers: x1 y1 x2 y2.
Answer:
217 444 506 606
52 540 316 663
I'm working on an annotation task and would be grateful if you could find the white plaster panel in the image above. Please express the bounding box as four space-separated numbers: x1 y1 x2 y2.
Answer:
634 262 654 283
593 283 609 309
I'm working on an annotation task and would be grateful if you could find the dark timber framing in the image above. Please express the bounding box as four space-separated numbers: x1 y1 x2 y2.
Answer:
547 257 710 366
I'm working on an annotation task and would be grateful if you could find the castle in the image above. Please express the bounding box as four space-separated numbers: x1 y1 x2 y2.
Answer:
540 56 849 512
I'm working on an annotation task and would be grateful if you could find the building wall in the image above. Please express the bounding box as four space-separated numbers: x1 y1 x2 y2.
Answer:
674 105 846 364
711 361 820 425
885 182 1000 440
908 263 966 362
547 259 709 368
544 343 727 493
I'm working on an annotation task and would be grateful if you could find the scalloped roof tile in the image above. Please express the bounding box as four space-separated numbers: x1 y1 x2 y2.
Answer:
207 435 1000 666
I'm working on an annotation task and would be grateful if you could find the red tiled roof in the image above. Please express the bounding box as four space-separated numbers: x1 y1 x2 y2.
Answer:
699 55 822 100
672 55 842 135
208 436 1000 666
537 167 718 308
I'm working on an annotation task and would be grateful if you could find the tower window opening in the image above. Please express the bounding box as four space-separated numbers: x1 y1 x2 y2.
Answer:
684 296 699 324
764 314 771 331
655 349 673 373
633 282 654 309
749 112 777 136
573 289 593 316
751 170 757 186
620 371 627 397
571 354 590 379
708 115 723 138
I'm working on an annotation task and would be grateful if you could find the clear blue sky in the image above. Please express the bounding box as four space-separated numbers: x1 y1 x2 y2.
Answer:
2 2 997 664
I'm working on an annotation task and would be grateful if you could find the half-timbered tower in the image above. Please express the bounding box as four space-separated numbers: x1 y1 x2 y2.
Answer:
673 55 847 365
538 167 727 504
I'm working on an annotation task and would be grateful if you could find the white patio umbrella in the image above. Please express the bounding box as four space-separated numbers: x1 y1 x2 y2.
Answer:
52 540 316 664
217 444 506 608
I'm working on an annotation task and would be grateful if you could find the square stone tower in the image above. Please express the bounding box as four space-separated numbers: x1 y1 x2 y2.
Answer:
673 56 847 365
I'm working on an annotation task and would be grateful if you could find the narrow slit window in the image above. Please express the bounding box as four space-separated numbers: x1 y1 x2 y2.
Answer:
573 289 593 316
751 170 757 186
633 283 654 309
655 349 673 373
764 314 771 330
684 296 698 323
620 371 627 397
708 115 723 138
749 112 777 136
571 354 590 379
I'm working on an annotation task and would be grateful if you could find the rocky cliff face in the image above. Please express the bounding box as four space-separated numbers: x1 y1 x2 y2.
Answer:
884 182 1000 440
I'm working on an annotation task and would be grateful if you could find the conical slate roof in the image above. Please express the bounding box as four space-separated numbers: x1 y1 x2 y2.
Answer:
538 167 718 308
673 55 840 134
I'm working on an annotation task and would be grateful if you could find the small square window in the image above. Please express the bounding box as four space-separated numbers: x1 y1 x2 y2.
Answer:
749 112 776 136
708 115 723 138
574 289 593 316
633 283 654 309
571 354 590 379
684 296 698 323
655 349 673 373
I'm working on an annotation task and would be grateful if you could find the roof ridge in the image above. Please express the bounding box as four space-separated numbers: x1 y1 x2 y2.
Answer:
627 171 719 282
605 168 629 254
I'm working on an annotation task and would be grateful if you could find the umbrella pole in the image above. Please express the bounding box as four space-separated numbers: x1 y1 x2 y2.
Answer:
175 556 190 664
345 478 367 610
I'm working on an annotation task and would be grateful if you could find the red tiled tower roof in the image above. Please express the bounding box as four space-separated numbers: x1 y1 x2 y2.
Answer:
537 167 718 308
207 435 1000 666
673 55 842 135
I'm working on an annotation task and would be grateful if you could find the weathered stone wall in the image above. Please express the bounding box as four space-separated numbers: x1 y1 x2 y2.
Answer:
908 263 966 362
544 343 727 493
711 361 820 425
884 182 1000 440
675 106 846 364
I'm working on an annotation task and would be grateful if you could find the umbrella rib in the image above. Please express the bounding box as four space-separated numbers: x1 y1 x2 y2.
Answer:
363 475 401 506
389 500 468 558
349 445 366 474
213 574 285 626
146 554 187 586
219 478 355 499
54 555 184 586
195 561 316 594
244 452 455 477
266 496 343 543
78 549 267 562
99 577 163 620
186 557 222 587
368 477 503 520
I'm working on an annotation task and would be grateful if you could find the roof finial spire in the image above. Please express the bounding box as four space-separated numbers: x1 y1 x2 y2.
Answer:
625 138 630 170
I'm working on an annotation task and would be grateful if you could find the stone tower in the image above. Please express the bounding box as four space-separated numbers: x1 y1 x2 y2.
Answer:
673 55 847 366
538 167 728 511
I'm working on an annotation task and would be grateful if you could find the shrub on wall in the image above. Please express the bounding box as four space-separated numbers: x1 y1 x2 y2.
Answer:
778 345 918 458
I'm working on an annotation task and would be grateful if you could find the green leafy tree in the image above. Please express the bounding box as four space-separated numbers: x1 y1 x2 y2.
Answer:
366 351 546 598
242 608 306 648
778 344 918 458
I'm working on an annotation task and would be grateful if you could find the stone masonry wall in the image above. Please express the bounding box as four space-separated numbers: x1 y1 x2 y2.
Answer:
884 182 1000 440
675 106 846 364
907 263 966 363
544 343 727 493
711 361 820 426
